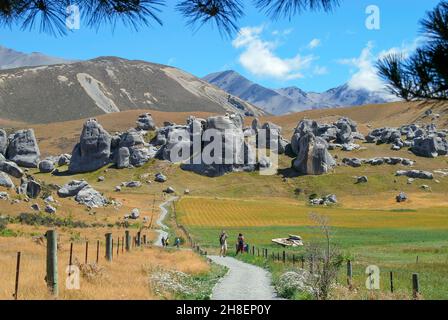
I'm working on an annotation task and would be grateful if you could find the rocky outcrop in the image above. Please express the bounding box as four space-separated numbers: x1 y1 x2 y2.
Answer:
0 129 8 155
0 172 14 189
18 178 41 199
75 187 107 208
343 157 414 167
0 159 24 178
69 119 112 173
411 136 448 158
116 147 130 169
154 173 167 183
136 113 156 131
57 180 89 198
6 129 41 168
396 170 433 180
292 133 335 175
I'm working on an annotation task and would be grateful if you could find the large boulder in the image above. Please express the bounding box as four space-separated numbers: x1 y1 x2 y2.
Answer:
0 160 24 178
25 179 41 199
75 187 107 208
335 118 354 144
411 136 448 158
69 119 112 173
57 180 89 198
136 113 156 131
6 129 40 168
38 160 55 173
291 120 319 155
0 172 14 189
0 129 8 155
116 147 130 169
292 133 336 175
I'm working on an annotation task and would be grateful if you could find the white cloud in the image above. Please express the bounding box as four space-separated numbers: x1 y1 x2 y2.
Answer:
308 38 321 49
232 26 316 80
339 39 421 93
313 66 328 75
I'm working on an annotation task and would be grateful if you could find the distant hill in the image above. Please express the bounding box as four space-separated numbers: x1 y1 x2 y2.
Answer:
0 45 73 70
203 70 397 115
0 57 263 123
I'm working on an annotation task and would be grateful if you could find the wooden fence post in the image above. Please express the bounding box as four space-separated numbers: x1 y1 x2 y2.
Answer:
390 271 394 293
282 251 286 264
125 230 131 251
116 238 120 256
85 241 89 264
136 232 141 247
13 252 21 300
347 260 353 287
105 233 113 262
121 237 124 253
96 240 100 264
301 256 305 269
143 235 147 245
68 242 73 271
46 230 58 296
292 254 295 265
412 273 420 299
257 248 260 257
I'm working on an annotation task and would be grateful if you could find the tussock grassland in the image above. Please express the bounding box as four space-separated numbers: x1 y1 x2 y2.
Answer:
0 229 210 300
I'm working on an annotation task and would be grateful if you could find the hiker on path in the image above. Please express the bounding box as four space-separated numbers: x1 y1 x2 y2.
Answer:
165 237 170 247
236 233 245 255
175 237 181 248
219 231 228 257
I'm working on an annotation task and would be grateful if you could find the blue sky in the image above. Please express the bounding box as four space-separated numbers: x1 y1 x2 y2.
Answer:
0 0 441 92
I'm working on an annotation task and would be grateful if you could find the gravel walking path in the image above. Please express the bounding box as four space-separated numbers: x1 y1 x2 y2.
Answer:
208 255 282 300
154 197 177 247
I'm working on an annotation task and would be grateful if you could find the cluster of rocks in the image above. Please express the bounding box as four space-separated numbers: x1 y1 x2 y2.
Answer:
309 194 338 206
37 154 72 173
395 170 433 180
68 114 158 174
366 123 448 157
57 180 107 208
289 117 364 175
342 157 415 168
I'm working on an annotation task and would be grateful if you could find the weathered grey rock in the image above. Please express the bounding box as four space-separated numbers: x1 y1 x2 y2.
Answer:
155 173 167 183
116 147 130 169
57 154 71 166
164 186 175 194
115 186 122 192
6 129 41 167
38 160 55 173
0 172 14 189
26 180 41 199
335 118 354 144
44 196 55 203
124 181 142 188
97 176 105 182
396 170 433 180
136 113 156 131
31 203 40 211
129 147 155 167
343 158 362 168
324 194 338 204
206 114 243 130
0 129 8 155
291 120 319 155
130 208 140 219
184 189 190 195
45 205 57 214
356 176 368 184
0 191 9 200
69 119 112 173
412 136 448 158
75 187 107 208
292 133 336 175
0 160 24 178
119 130 145 149
57 180 89 198
396 192 408 203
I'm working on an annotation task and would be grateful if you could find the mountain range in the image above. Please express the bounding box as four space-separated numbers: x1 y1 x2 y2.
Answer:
0 45 73 70
203 70 396 115
0 55 263 123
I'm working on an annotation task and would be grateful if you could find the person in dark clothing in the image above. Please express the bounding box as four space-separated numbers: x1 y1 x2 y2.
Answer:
236 233 245 255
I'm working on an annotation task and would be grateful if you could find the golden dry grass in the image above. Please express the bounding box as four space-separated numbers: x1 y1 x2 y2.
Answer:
177 196 448 229
0 230 209 300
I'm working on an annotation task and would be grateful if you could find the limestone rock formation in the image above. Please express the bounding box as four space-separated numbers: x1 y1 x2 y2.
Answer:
0 160 24 178
0 129 8 155
0 172 14 189
75 187 107 208
292 133 336 175
69 119 112 173
6 129 41 168
57 180 89 198
136 113 156 131
38 160 55 173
